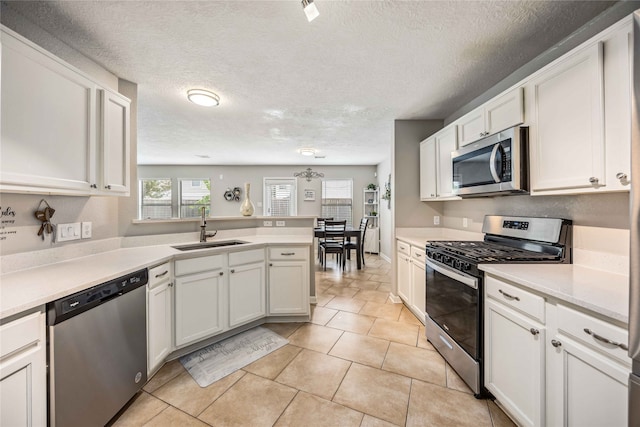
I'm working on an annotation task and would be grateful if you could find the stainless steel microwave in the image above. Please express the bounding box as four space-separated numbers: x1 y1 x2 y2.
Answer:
452 126 528 197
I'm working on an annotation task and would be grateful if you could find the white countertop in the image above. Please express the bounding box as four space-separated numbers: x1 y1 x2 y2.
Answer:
480 264 629 325
0 235 312 320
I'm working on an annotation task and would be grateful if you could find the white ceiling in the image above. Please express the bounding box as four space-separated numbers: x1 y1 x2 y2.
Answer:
3 1 615 166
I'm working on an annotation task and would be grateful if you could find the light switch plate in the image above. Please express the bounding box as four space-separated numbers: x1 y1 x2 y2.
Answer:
263 221 273 227
56 222 81 242
276 221 285 227
81 221 92 239
463 218 469 228
433 216 440 225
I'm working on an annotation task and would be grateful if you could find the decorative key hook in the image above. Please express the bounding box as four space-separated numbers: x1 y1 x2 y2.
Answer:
35 199 55 240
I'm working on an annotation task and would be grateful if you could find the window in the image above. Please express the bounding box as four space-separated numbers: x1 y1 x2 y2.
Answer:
180 179 211 218
263 178 297 216
139 179 172 219
321 179 353 227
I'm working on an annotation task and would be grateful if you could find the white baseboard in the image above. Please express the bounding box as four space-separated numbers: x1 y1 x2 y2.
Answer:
309 296 317 304
380 253 391 263
388 293 402 303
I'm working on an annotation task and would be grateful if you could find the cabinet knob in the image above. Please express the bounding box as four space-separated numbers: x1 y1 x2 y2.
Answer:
529 328 540 336
105 184 112 190
588 177 599 185
269 263 273 267
551 339 561 348
219 271 223 276
616 172 630 185
230 269 235 273
90 184 97 189
168 282 174 287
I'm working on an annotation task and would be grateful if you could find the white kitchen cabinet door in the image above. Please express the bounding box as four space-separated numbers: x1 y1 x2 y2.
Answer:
229 262 266 327
0 311 47 427
419 137 437 200
547 335 628 427
484 87 524 136
528 42 605 193
396 252 411 304
410 260 426 323
100 89 130 195
435 126 458 199
175 269 226 347
268 261 309 315
147 281 173 374
1 28 97 195
456 107 485 147
485 299 545 427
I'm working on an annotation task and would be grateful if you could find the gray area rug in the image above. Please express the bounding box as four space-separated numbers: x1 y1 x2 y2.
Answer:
180 326 288 387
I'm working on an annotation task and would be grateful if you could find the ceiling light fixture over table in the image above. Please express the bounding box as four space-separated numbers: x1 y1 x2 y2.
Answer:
299 148 316 156
294 168 324 182
187 89 220 107
301 0 319 22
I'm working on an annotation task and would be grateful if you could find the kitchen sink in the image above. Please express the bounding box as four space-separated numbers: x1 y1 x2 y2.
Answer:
171 240 249 251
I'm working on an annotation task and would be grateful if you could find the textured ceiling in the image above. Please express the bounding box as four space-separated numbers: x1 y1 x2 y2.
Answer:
2 1 615 165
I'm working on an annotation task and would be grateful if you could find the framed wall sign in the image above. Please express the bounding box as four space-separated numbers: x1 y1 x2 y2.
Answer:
304 189 315 201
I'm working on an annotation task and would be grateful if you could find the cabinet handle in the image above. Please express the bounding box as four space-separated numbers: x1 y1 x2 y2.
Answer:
168 282 174 287
499 289 520 301
551 339 562 348
583 328 628 350
588 177 599 185
281 252 295 256
90 184 97 189
530 328 539 336
105 184 112 190
219 271 223 276
155 270 169 278
230 269 235 273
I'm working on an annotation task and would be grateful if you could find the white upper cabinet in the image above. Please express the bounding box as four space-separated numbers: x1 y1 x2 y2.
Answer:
420 125 460 200
526 17 631 195
456 87 524 147
0 26 130 196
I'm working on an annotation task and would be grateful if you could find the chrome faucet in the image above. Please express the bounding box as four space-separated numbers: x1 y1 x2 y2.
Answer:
199 207 217 242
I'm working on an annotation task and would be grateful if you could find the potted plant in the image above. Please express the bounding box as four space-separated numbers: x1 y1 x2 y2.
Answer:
366 183 377 190
370 211 377 216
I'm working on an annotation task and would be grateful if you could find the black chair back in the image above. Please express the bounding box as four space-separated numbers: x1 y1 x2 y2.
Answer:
317 217 333 228
323 220 346 244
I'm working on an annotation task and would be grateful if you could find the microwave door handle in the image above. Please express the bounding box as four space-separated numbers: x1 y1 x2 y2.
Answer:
489 143 501 183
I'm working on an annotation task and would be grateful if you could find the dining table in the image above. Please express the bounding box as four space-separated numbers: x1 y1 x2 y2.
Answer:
314 226 363 270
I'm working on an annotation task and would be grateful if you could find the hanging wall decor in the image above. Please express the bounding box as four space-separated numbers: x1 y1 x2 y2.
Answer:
381 175 391 209
223 187 242 202
34 199 55 240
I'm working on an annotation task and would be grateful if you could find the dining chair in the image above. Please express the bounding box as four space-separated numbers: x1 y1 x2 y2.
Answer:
319 220 346 271
316 217 333 263
344 217 368 267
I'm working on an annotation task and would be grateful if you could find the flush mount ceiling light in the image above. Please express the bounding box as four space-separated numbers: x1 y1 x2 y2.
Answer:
187 89 220 107
299 148 316 156
301 0 319 22
294 167 324 182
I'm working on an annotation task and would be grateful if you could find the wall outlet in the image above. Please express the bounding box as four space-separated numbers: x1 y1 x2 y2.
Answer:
433 215 440 225
81 221 92 239
276 221 285 227
463 217 469 228
263 220 273 227
56 222 81 242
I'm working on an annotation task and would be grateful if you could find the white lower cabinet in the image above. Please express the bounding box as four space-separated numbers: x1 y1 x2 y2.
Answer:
229 249 266 327
147 262 173 375
484 274 630 427
396 242 411 303
268 247 309 315
396 240 426 323
0 310 47 427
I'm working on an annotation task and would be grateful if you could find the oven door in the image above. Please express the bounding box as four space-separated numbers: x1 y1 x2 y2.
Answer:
425 258 480 359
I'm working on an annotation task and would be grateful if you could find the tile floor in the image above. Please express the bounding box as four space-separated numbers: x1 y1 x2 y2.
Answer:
113 254 516 427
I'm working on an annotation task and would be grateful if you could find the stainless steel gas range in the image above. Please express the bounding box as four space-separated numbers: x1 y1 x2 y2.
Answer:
424 215 572 397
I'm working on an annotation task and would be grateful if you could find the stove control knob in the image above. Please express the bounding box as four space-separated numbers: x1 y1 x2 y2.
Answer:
463 263 471 271
454 259 462 269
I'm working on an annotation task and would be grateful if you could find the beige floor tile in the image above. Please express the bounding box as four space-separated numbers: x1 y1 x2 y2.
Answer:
359 301 402 321
360 268 390 276
152 370 245 417
360 414 401 427
325 296 367 313
310 305 339 325
406 380 492 427
376 282 392 292
324 285 360 298
314 293 335 307
286 323 343 353
353 289 391 304
112 392 168 426
263 322 304 338
398 305 423 325
334 363 411 426
329 332 390 368
326 311 376 335
446 363 473 394
341 270 371 280
417 326 436 351
369 273 392 283
488 400 518 427
143 360 186 393
243 344 302 380
274 391 363 427
382 342 446 386
368 318 419 346
198 373 297 427
144 406 209 427
317 276 353 287
275 349 351 400
348 279 383 290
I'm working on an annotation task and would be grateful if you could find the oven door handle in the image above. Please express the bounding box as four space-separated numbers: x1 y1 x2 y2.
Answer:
426 259 478 290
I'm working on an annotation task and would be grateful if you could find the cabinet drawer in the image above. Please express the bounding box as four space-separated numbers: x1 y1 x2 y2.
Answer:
268 247 308 261
148 262 172 289
486 275 545 323
1 311 45 358
175 255 224 276
411 246 426 263
557 304 630 366
397 241 410 256
229 249 265 266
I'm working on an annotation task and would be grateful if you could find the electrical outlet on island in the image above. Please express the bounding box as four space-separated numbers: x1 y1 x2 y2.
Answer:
433 216 440 225
263 221 273 227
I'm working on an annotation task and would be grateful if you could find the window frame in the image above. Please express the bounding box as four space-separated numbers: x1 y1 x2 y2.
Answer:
321 179 353 227
178 178 211 218
263 177 298 216
139 178 173 220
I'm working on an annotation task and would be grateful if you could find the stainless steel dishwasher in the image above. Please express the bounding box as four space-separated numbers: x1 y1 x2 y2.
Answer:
47 268 148 426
